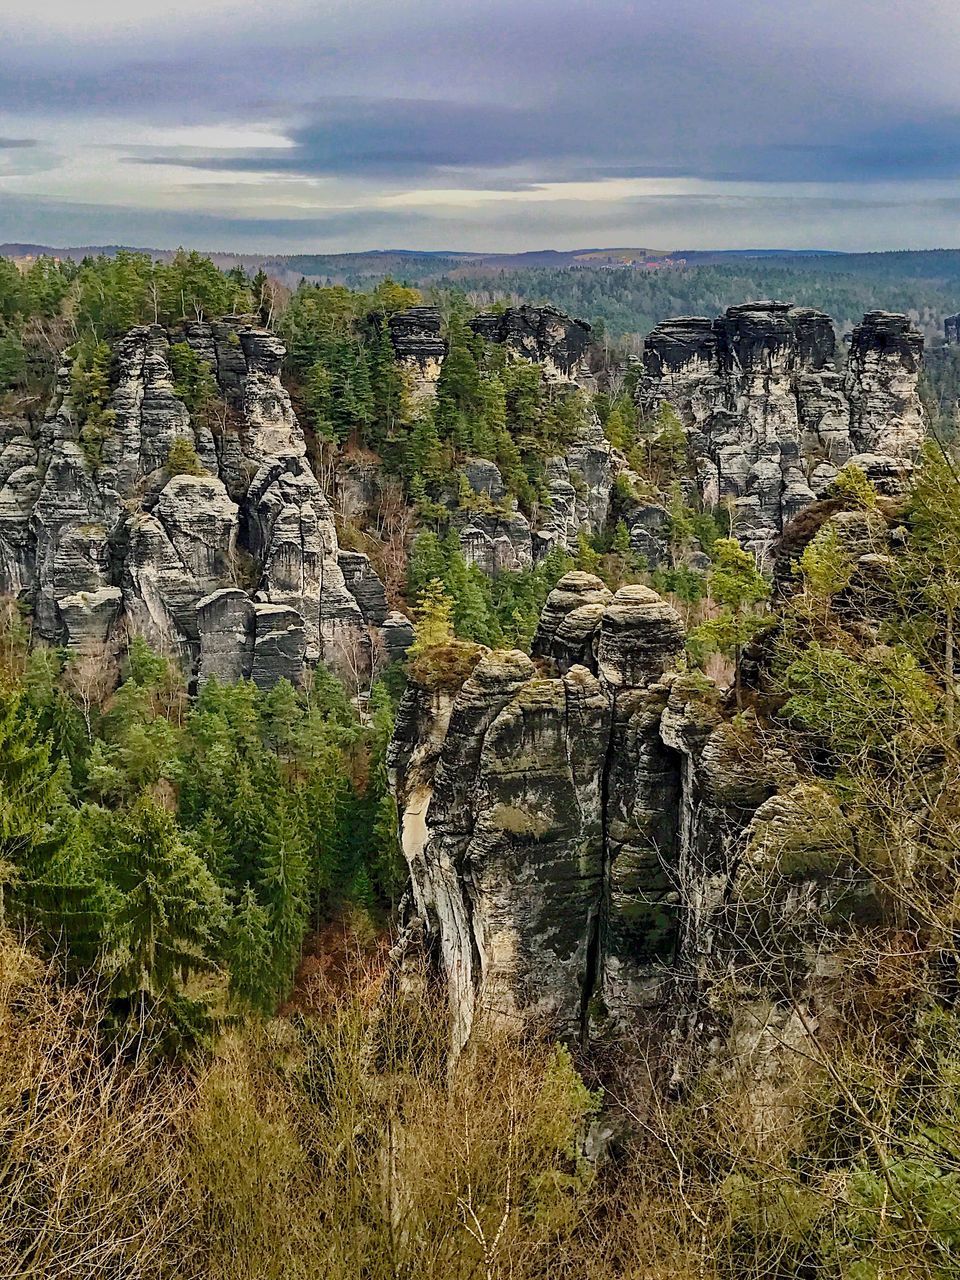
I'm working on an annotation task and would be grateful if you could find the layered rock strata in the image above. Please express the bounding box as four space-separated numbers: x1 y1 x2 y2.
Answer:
385 303 594 397
639 303 924 563
391 502 907 1060
470 306 593 383
0 321 395 687
391 572 705 1052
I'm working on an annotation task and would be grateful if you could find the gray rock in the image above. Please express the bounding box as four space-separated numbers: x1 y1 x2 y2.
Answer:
58 586 122 652
626 502 671 568
338 549 389 626
639 303 924 562
123 474 238 658
462 457 506 503
382 610 415 664
387 307 446 400
470 306 593 384
197 588 255 685
597 585 685 689
250 603 306 690
531 571 611 673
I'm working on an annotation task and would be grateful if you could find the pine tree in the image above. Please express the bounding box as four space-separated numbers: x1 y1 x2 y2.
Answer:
410 578 455 653
370 321 407 448
104 795 225 1006
226 884 275 1014
258 796 310 1002
0 690 80 934
409 408 444 482
442 539 495 643
0 330 26 391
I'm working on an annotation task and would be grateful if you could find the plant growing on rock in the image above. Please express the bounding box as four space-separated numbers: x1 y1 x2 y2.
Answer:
165 435 205 477
688 537 770 706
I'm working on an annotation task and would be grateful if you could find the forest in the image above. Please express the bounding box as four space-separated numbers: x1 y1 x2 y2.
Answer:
3 248 960 1278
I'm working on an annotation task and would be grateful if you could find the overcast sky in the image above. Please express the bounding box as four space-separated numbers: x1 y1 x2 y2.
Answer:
1 0 959 253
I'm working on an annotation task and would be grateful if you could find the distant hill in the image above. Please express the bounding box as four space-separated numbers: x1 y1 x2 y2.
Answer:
6 242 960 343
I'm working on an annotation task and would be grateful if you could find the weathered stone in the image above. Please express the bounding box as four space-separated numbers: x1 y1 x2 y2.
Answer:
470 306 592 383
597 585 685 689
640 303 924 562
123 474 238 658
58 585 122 652
250 603 306 690
4 319 395 692
338 549 389 627
626 502 671 568
388 306 446 400
197 588 255 685
531 572 612 673
462 457 506 503
453 507 533 574
382 610 415 664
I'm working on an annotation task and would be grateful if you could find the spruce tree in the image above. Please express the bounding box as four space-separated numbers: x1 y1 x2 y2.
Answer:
258 796 310 1002
104 795 225 1008
226 884 275 1015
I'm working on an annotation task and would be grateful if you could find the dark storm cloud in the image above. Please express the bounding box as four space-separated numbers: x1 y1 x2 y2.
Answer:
0 137 36 149
136 108 960 187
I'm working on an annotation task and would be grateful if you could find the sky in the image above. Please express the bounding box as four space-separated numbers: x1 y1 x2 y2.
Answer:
1 0 959 254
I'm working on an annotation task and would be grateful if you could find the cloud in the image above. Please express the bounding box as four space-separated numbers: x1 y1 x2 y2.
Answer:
3 0 960 248
0 191 430 251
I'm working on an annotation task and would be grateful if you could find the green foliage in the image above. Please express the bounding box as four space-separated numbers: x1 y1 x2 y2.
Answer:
168 341 220 423
165 435 205 477
782 641 937 754
795 522 855 611
0 610 409 1036
407 532 573 651
410 578 455 653
834 462 879 509
688 538 770 703
100 794 225 1006
70 334 115 467
0 328 26 391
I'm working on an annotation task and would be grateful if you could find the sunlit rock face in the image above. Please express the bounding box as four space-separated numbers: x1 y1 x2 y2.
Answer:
0 321 397 688
639 303 924 564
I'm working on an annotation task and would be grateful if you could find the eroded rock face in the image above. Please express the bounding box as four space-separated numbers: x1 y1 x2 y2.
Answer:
640 303 924 563
390 574 703 1050
388 306 447 401
470 306 593 384
1 322 400 689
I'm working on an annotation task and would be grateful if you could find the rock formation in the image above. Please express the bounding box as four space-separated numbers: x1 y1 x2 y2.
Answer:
390 572 707 1052
387 306 447 401
391 493 911 1062
470 306 593 384
386 303 595 399
639 303 924 563
0 320 398 687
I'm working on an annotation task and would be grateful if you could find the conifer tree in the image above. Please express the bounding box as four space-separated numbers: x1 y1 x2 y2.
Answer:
104 795 225 1008
258 796 310 1002
410 578 455 653
226 884 275 1015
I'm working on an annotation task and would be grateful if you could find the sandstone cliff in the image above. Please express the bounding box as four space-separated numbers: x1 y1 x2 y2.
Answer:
638 303 923 564
0 321 391 686
389 498 905 1064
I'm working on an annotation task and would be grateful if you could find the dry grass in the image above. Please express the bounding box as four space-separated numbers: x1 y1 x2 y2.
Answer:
0 931 607 1280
